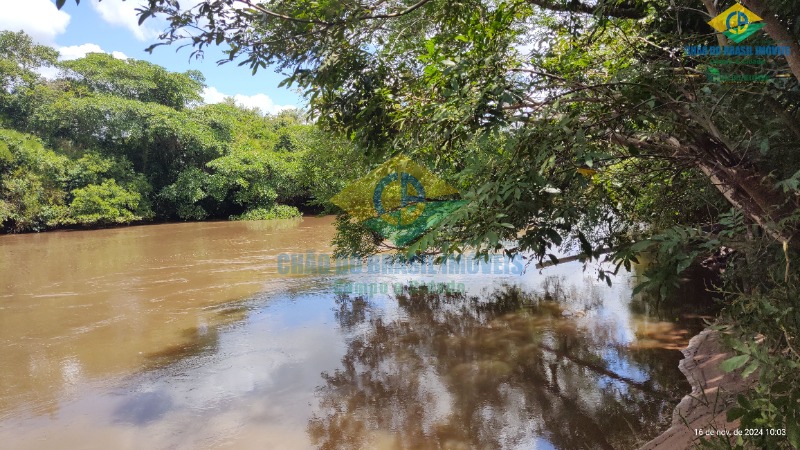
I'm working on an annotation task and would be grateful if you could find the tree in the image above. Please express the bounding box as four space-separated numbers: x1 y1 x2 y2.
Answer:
69 179 147 225
61 53 205 110
66 0 799 262
0 31 59 124
1 30 354 231
0 127 150 231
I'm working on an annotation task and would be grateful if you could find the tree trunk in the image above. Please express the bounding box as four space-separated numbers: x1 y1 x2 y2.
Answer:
739 0 800 83
690 136 798 246
611 132 799 246
701 0 729 47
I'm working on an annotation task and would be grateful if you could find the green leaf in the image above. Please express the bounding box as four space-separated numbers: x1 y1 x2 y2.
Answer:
425 39 435 55
676 256 693 274
740 361 759 379
788 420 800 449
736 394 751 410
728 340 750 354
138 10 153 26
629 240 652 253
759 138 770 155
726 407 746 421
632 279 652 296
720 355 750 373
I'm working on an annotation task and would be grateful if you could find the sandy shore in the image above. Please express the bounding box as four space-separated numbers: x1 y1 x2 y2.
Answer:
640 329 756 450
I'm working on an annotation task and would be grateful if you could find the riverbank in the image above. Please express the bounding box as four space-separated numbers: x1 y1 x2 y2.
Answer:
641 329 756 449
0 206 318 236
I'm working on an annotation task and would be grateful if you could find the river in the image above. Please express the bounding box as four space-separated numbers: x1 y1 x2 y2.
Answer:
0 216 716 449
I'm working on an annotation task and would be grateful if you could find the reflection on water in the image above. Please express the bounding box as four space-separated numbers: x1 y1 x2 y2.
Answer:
310 285 700 450
0 217 333 418
0 218 716 449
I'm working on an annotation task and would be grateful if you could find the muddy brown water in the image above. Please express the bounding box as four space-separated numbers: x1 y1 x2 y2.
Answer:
0 217 716 449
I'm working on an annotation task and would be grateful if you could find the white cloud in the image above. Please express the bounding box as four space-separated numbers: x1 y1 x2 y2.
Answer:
58 43 103 60
202 86 296 115
202 86 227 103
90 0 159 41
58 43 128 61
0 0 71 44
231 93 296 114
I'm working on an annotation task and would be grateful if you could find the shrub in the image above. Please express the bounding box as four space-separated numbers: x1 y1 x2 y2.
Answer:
68 179 144 225
229 204 301 221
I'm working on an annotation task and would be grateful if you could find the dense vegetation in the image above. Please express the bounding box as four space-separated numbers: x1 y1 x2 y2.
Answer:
42 0 800 447
0 30 361 233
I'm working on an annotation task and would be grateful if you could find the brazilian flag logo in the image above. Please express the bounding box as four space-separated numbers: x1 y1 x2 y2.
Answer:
708 4 764 43
331 156 465 246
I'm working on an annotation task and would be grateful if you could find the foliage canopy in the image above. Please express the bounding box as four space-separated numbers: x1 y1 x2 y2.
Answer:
0 30 361 232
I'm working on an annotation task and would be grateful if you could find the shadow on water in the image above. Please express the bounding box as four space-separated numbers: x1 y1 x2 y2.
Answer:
309 283 704 450
112 391 173 425
139 304 251 371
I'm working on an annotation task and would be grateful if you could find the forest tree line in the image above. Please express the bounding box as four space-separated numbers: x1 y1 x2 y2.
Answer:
0 30 362 233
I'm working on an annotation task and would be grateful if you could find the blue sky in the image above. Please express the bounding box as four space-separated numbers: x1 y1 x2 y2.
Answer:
0 0 304 113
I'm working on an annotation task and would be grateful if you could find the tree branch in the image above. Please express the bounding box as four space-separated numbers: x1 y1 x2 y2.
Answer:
239 0 433 27
355 0 433 20
526 0 645 19
240 0 332 25
610 132 798 246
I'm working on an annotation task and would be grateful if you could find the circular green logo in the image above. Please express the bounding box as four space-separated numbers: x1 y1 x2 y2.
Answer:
725 11 749 35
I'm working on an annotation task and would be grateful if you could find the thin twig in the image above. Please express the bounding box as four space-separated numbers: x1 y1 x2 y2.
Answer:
781 325 799 359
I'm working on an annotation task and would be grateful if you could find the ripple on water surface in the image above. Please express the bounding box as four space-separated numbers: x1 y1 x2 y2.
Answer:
0 217 717 449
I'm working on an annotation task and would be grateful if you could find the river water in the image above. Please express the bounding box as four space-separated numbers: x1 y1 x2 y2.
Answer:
0 217 715 449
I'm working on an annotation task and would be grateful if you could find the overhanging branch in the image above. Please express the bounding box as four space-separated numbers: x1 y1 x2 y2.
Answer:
526 0 645 19
239 0 433 27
